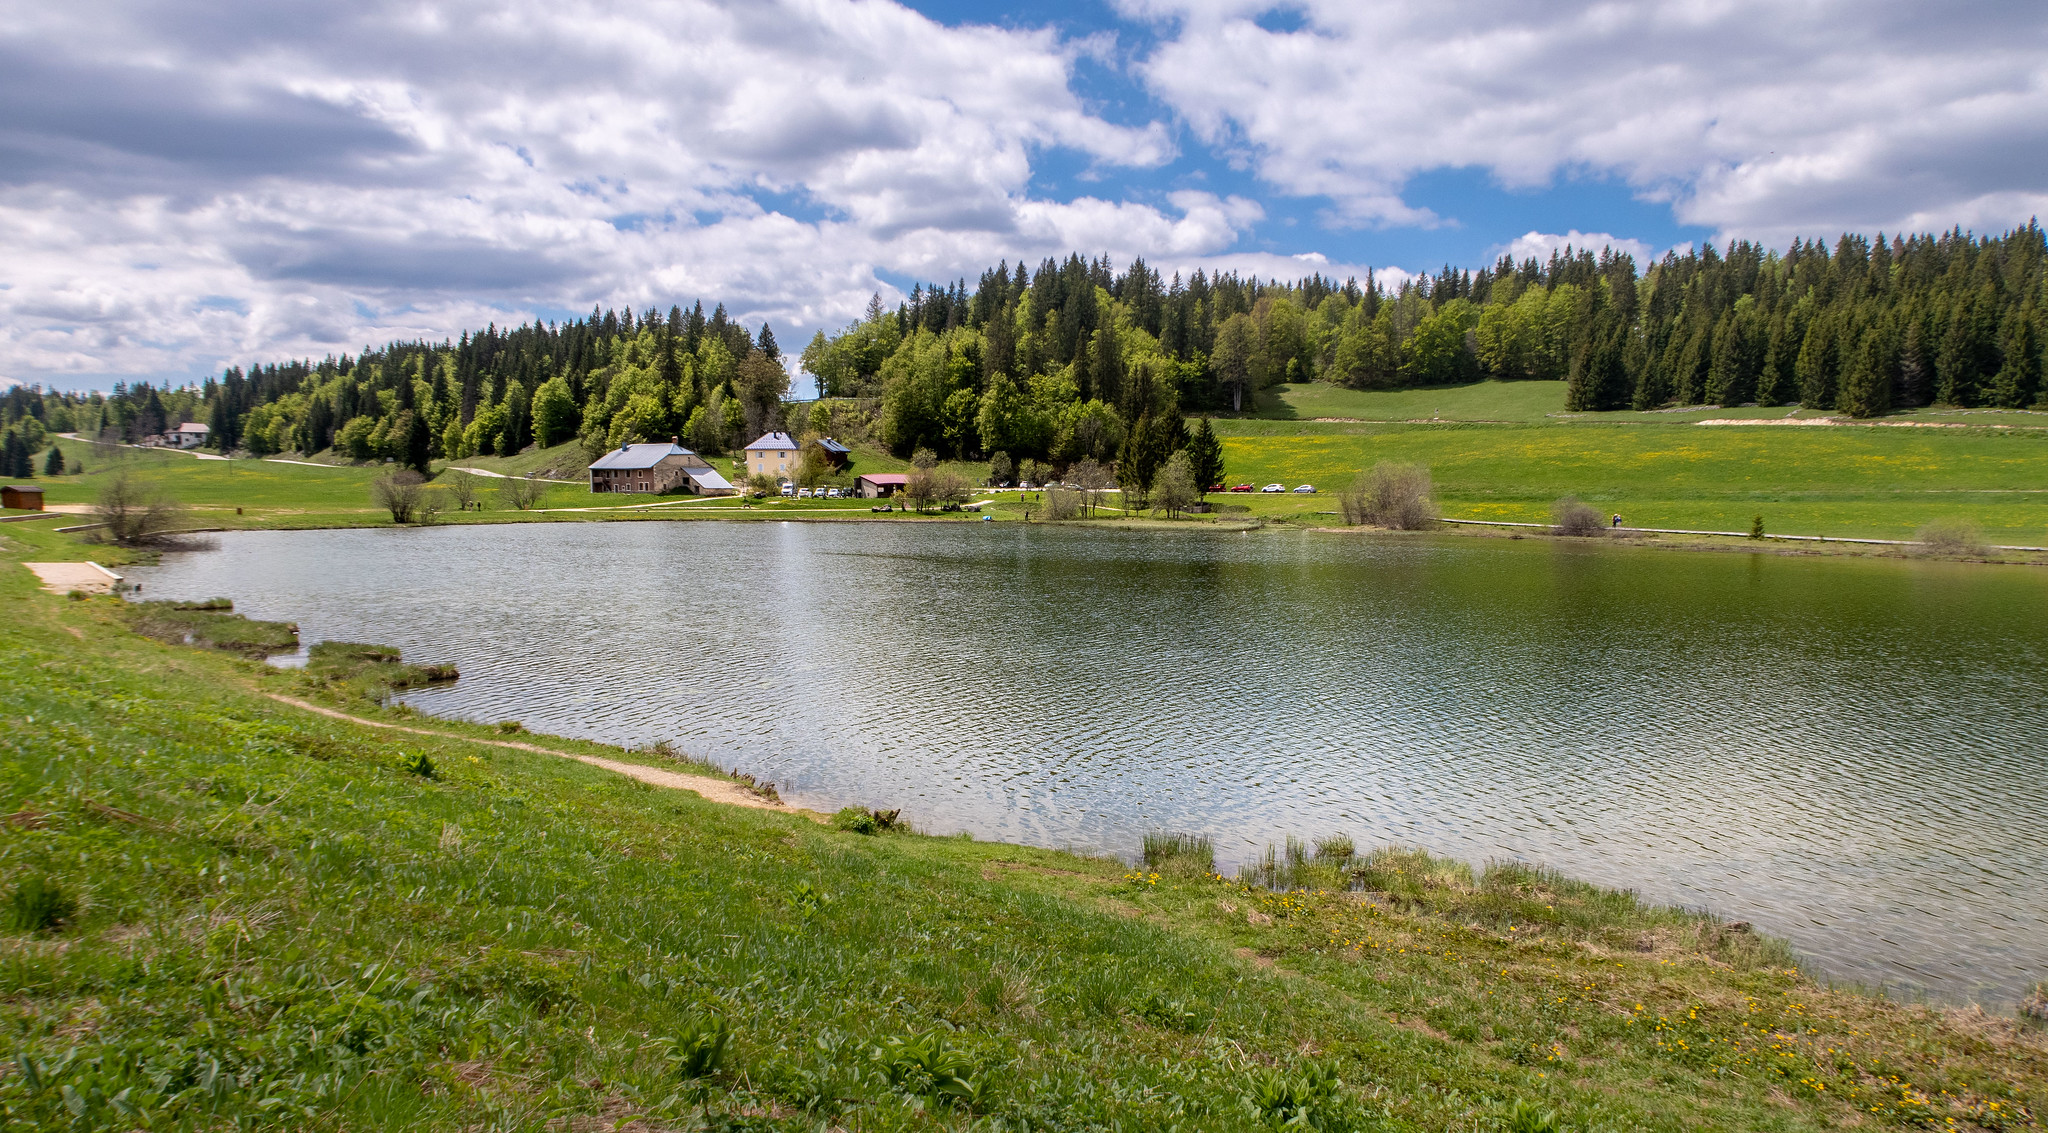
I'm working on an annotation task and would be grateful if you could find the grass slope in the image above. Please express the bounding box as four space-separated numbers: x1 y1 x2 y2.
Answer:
2 530 2044 1131
1213 420 2048 541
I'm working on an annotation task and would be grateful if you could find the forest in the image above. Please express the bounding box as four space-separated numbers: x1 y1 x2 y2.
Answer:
3 224 2043 476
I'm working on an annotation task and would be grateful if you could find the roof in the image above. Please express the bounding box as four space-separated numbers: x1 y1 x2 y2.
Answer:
818 437 851 455
174 422 210 433
4 484 44 493
685 466 734 490
856 473 909 486
745 431 798 452
588 442 692 471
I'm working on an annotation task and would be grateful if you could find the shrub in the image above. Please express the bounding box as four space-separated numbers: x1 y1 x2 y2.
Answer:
400 751 437 779
93 471 185 545
1338 461 1437 529
8 874 78 933
833 806 899 834
1551 496 1607 537
498 475 546 510
1917 518 1986 556
1141 832 1214 877
1043 486 1082 520
495 720 525 734
372 470 429 523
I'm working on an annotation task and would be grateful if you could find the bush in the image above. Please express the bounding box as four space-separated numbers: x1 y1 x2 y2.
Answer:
833 806 900 834
400 751 437 779
1043 486 1082 520
8 874 78 933
1338 461 1437 529
372 470 429 523
1552 496 1607 537
1917 518 1986 556
92 471 185 545
498 474 546 510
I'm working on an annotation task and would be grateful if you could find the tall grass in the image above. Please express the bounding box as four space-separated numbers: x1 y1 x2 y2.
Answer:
1142 832 1214 877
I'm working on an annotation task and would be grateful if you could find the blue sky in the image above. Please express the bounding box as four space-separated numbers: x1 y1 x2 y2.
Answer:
2 0 2045 390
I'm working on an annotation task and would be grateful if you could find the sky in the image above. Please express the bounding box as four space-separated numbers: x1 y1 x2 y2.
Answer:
4 0 2047 392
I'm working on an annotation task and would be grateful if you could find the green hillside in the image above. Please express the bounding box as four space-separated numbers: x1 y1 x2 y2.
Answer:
1 526 2043 1130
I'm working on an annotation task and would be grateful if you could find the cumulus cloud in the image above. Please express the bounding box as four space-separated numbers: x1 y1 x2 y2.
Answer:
1495 230 1656 269
0 0 1208 384
1123 0 2048 243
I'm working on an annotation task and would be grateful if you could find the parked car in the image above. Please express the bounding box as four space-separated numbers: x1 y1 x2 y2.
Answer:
1205 484 1225 493
1229 483 1254 493
1292 484 1315 494
1260 483 1284 493
779 482 795 497
826 487 843 499
796 487 812 498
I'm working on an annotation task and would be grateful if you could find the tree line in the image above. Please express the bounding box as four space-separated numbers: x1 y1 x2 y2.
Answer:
2 223 2040 481
1 302 791 476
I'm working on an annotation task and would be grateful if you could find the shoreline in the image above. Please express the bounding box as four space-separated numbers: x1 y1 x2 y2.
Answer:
98 501 2048 568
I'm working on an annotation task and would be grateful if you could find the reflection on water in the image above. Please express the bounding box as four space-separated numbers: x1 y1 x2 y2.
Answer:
127 522 2048 1005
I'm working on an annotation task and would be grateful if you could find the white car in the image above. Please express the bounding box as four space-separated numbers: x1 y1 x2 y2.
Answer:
826 487 842 499
1292 484 1315 494
1260 483 1285 493
779 482 795 497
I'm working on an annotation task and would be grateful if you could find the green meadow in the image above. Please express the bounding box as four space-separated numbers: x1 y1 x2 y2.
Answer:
2 524 2044 1131
1216 385 2048 543
21 390 2048 546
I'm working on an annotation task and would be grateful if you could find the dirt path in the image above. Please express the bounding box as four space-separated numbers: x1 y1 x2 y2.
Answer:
261 692 817 820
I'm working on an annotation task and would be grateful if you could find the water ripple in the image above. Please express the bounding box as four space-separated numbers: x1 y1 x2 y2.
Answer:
126 522 2048 1005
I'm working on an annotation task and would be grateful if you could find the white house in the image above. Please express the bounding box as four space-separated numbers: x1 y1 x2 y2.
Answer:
167 422 210 449
743 431 799 480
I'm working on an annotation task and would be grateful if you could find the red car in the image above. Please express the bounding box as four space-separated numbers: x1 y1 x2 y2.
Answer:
1205 484 1225 493
1228 483 1254 493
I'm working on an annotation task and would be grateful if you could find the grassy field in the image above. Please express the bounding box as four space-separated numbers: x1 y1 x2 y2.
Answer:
2 525 2044 1131
1214 410 2048 543
24 408 2048 547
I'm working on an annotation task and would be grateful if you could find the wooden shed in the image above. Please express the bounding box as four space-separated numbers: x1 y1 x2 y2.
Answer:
2 485 44 511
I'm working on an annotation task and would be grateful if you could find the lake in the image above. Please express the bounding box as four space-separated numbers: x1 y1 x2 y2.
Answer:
126 521 2048 1005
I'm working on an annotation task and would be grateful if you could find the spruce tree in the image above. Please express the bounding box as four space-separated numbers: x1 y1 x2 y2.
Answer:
1989 308 2041 408
43 445 63 476
1186 417 1225 494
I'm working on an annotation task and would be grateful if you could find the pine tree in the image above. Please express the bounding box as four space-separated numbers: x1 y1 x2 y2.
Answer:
43 445 64 476
1989 308 2041 408
1186 417 1225 494
1837 328 1894 418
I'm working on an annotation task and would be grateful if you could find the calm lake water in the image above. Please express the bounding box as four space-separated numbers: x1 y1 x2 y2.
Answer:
128 522 2048 1005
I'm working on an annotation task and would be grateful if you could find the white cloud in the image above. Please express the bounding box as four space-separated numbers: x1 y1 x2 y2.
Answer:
1123 0 2048 243
0 0 1204 385
1495 230 1656 269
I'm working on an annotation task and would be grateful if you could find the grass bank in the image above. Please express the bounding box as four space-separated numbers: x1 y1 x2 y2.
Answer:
2 526 2045 1130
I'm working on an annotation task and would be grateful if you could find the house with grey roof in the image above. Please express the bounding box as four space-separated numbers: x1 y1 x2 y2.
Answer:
588 442 734 495
743 431 799 480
